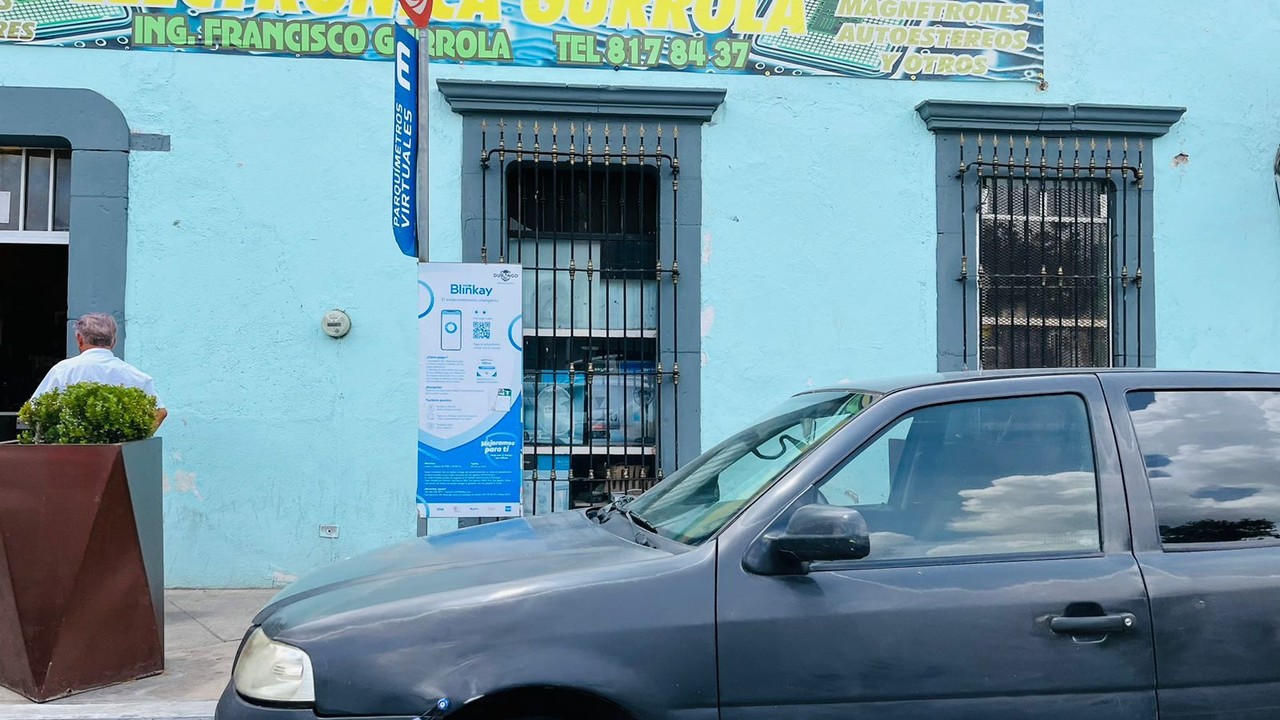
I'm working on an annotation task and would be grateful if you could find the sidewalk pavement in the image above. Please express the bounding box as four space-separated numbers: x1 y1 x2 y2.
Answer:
0 589 278 720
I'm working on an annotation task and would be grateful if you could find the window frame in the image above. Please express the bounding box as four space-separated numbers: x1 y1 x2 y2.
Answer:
808 390 1106 570
0 87 137 359
951 136 1145 371
975 173 1118 369
1100 372 1280 556
0 147 71 244
723 373 1135 574
439 80 723 530
916 101 1186 372
1119 384 1280 554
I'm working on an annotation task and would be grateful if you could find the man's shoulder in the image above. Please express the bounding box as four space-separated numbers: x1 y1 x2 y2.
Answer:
106 357 155 381
64 352 155 384
58 350 111 369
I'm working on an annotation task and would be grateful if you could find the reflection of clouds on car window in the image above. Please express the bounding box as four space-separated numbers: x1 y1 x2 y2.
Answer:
1193 486 1258 503
949 471 1098 537
866 471 1099 560
822 393 1102 562
1128 390 1280 544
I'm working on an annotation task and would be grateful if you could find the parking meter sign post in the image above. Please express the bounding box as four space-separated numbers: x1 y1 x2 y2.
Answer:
392 23 418 258
399 0 431 263
401 0 432 535
416 28 428 263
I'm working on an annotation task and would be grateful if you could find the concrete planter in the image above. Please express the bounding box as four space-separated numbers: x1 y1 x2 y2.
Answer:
0 437 164 702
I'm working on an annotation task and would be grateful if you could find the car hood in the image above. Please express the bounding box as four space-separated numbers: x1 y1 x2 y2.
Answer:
254 510 667 638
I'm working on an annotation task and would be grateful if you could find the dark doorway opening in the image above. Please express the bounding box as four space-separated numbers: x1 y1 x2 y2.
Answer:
0 244 68 441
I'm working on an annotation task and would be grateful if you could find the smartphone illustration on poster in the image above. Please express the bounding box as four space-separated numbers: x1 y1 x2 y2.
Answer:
441 309 463 351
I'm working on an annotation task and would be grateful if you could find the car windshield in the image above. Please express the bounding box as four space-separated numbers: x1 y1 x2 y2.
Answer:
621 390 878 545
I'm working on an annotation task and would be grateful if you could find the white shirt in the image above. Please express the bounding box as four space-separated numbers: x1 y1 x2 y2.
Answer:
31 348 165 408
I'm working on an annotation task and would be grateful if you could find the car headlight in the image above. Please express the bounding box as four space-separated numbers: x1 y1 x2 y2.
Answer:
232 627 316 705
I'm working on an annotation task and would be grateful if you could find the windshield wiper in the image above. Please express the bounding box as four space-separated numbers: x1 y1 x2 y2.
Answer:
597 499 661 545
619 506 659 535
594 496 632 523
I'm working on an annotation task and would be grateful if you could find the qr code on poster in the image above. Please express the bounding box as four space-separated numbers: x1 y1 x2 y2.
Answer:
472 321 492 340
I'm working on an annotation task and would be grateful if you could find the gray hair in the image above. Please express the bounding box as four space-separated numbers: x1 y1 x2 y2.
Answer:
75 313 118 348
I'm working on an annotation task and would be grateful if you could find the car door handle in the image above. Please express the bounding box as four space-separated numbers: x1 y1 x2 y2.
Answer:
1049 612 1137 635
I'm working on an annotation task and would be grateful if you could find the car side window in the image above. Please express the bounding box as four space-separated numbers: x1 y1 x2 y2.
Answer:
1126 389 1280 546
818 418 911 507
814 394 1101 562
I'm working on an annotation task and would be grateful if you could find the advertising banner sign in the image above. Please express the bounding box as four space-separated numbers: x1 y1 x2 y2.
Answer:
392 22 417 258
418 262 524 519
0 0 1043 82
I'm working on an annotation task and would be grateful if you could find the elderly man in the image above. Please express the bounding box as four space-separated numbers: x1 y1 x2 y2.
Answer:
31 313 168 429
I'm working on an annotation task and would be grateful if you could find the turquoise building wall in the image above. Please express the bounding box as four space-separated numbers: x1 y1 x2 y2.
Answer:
0 1 1276 586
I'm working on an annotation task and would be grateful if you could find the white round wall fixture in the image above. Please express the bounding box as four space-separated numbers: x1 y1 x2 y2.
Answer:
322 309 352 338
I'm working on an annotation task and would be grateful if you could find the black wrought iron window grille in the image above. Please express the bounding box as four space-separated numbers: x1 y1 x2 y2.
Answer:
478 119 688 515
955 133 1147 370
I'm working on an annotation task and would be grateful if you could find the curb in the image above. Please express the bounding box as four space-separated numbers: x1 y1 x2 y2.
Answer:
0 701 215 720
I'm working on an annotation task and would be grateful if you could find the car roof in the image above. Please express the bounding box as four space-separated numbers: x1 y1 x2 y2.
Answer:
799 367 1280 397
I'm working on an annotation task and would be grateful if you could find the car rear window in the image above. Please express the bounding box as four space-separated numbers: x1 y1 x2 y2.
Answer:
1127 390 1280 547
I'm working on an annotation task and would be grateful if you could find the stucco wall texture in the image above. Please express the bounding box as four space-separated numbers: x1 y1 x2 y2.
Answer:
1 1 1277 586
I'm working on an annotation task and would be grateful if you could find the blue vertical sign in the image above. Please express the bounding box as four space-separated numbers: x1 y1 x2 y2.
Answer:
392 24 418 258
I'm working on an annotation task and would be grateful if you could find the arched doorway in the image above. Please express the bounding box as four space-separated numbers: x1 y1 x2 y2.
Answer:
0 88 131 442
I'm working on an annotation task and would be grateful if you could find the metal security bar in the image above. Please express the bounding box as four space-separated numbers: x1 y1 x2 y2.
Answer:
956 134 1145 369
479 119 683 515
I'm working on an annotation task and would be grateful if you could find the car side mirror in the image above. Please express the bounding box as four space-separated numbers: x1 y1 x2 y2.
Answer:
744 504 870 576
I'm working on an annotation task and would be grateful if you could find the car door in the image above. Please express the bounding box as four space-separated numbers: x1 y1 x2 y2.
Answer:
715 375 1157 719
1103 372 1280 719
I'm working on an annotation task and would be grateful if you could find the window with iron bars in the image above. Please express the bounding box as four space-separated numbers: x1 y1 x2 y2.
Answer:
0 148 72 243
942 132 1155 370
466 117 700 517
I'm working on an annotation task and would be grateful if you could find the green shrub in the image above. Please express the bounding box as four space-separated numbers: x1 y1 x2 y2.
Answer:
18 388 65 444
18 382 157 445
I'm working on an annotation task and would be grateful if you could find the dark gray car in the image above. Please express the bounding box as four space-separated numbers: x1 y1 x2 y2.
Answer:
216 369 1280 720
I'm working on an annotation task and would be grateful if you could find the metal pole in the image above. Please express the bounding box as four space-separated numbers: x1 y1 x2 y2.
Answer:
415 27 430 538
416 29 429 263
